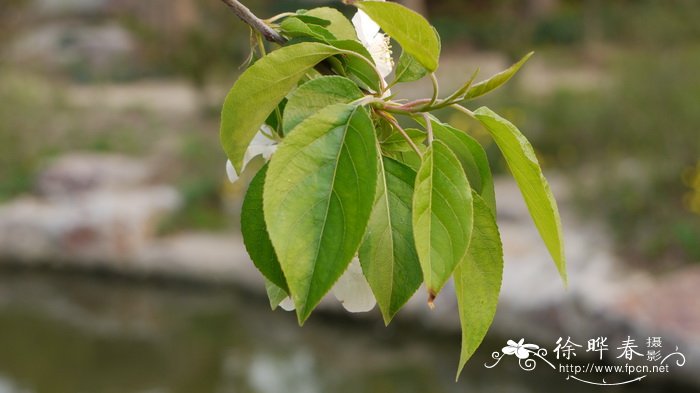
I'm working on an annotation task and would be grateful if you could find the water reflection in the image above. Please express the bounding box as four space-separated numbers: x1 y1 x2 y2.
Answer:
0 269 692 393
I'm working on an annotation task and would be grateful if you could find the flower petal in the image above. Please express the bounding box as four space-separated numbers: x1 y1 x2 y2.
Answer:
279 296 295 311
502 346 517 355
352 9 380 46
506 339 519 347
332 258 376 312
226 160 239 183
516 347 531 359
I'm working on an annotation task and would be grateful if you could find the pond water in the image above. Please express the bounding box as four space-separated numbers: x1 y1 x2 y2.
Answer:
0 269 693 393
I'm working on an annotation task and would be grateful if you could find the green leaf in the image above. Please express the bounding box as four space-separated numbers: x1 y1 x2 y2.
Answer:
330 39 382 92
304 7 358 40
280 17 337 42
221 42 343 172
241 164 288 292
292 14 331 27
283 76 363 135
455 194 503 379
384 150 423 172
264 104 378 323
393 50 429 83
430 119 496 213
412 140 473 301
464 52 533 100
355 1 440 72
474 106 566 283
380 128 426 153
359 157 422 324
265 279 289 311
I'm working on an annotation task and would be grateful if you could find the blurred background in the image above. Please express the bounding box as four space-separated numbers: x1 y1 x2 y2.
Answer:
0 0 699 392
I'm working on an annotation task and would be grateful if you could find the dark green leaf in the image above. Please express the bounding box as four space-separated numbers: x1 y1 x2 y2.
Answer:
280 17 336 42
330 39 382 92
355 1 440 71
264 104 378 323
221 42 343 172
359 157 422 324
430 119 496 213
394 50 429 83
412 140 473 301
455 194 503 379
474 106 566 283
241 164 288 292
292 14 331 27
283 76 363 135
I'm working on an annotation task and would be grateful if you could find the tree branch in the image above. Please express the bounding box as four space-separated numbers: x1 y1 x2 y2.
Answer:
219 0 286 44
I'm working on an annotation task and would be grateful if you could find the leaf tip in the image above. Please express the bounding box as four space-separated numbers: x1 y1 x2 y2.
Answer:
427 290 436 309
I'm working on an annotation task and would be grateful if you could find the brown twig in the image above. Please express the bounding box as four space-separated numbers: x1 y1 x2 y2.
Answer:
219 0 286 44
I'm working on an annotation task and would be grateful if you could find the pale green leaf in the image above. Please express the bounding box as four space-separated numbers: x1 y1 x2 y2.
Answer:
265 279 289 310
264 104 378 323
393 50 429 83
241 164 288 292
474 106 566 283
304 7 358 40
355 1 440 71
455 194 503 379
283 76 363 134
412 140 473 301
430 119 496 213
464 52 533 100
220 42 343 172
359 157 422 324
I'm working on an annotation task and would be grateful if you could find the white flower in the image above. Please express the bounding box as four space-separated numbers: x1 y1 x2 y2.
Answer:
352 0 394 82
225 126 278 183
332 257 376 312
502 339 540 359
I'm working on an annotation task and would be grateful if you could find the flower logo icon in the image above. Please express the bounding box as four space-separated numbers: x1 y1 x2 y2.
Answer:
502 339 540 359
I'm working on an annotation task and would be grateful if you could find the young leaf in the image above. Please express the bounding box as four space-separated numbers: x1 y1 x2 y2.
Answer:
474 106 567 283
264 104 378 323
455 194 503 379
280 17 337 42
283 76 363 134
355 1 440 71
305 7 358 40
463 52 533 100
241 164 288 292
393 50 429 83
384 150 423 172
412 140 473 302
221 42 343 172
292 14 331 27
430 119 496 213
359 157 422 324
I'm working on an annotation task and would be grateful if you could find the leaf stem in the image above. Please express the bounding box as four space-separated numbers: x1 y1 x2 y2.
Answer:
265 12 296 23
378 111 423 158
451 103 477 120
428 73 439 107
220 0 286 44
423 113 434 145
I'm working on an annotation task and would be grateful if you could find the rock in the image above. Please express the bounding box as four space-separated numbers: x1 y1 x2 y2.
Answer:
0 153 180 265
36 152 155 198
